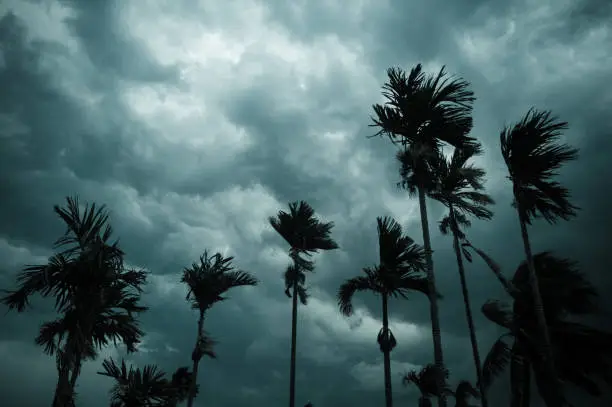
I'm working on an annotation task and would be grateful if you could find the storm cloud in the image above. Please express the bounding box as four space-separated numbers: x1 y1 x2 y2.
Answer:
1 0 611 406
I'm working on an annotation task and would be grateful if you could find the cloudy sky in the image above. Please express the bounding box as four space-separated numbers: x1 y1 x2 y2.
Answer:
1 0 611 406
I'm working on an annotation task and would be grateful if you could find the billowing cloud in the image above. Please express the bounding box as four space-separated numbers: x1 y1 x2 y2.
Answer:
1 0 611 406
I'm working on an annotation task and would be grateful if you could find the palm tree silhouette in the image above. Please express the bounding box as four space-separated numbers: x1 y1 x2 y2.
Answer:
371 64 477 407
448 381 480 407
480 253 612 406
180 251 257 407
430 144 494 407
269 201 338 407
338 216 430 407
97 358 197 407
499 108 579 407
403 363 451 407
1 196 148 407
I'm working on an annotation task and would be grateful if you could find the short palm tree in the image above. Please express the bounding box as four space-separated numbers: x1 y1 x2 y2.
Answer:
180 251 257 407
499 109 579 406
430 144 494 407
1 196 148 407
403 364 451 407
98 358 197 407
269 201 338 407
338 216 430 407
480 252 612 406
371 64 477 407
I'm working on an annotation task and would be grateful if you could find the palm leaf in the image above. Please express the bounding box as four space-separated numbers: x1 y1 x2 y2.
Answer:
481 334 513 389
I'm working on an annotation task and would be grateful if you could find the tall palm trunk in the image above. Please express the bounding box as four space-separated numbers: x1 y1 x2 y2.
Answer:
289 279 299 407
187 311 205 407
381 294 393 407
517 208 562 407
449 209 488 407
417 187 446 407
52 350 73 407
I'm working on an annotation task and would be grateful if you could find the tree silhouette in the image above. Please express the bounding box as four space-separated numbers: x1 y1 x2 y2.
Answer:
403 364 452 407
371 64 477 407
180 251 257 407
269 201 338 407
499 108 579 407
430 144 494 407
480 253 611 406
97 358 197 407
338 216 430 407
1 196 148 407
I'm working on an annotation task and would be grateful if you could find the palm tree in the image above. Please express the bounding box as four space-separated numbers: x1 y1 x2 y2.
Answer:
181 251 257 407
371 64 477 407
499 108 579 406
403 364 451 407
480 252 612 406
338 216 430 407
98 358 197 407
430 144 494 407
269 201 338 407
0 196 148 407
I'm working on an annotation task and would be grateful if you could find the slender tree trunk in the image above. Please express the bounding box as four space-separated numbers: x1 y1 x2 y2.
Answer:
449 209 488 407
187 312 205 407
289 280 299 407
52 351 73 407
381 294 393 407
463 241 517 296
517 210 563 407
417 187 446 407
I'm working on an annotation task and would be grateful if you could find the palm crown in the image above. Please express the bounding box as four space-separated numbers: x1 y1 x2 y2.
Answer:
500 108 579 224
180 251 258 314
338 216 430 317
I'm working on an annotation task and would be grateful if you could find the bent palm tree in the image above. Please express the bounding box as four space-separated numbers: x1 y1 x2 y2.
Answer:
430 144 494 407
500 109 579 406
1 196 148 407
338 216 430 407
372 64 477 407
403 364 451 407
481 253 611 406
269 201 338 407
181 251 257 407
98 358 197 407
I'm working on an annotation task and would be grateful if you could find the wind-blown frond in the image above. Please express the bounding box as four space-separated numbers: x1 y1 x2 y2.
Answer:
500 108 579 224
481 334 513 389
181 251 258 312
338 273 376 316
402 364 451 397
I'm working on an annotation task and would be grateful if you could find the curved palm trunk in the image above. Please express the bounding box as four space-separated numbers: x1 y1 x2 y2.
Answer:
449 210 488 407
417 187 446 407
463 242 516 296
381 294 393 407
289 280 299 407
516 210 562 407
187 311 205 407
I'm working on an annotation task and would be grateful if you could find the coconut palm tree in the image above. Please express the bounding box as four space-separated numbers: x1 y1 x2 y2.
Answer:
269 201 338 407
480 252 612 406
180 251 257 407
371 64 477 407
338 216 430 407
403 364 451 407
429 144 494 407
499 108 580 406
0 196 148 407
98 358 197 407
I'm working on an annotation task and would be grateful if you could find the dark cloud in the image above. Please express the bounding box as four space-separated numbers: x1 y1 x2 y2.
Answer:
1 0 611 406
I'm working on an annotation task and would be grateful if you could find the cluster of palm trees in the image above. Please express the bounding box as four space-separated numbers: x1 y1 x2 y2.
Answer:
2 63 611 407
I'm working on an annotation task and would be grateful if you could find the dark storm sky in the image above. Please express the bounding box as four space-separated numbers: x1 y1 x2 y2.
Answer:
1 0 611 406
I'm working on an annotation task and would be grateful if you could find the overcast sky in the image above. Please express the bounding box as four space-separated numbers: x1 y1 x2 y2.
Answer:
1 0 611 406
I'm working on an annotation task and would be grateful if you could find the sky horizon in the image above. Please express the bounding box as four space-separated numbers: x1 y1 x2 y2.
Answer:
1 0 611 406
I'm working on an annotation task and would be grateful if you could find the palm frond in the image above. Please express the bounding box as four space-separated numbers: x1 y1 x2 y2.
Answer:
402 363 451 397
337 274 376 316
500 108 579 224
481 300 514 329
481 334 513 389
268 201 339 255
454 380 480 407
